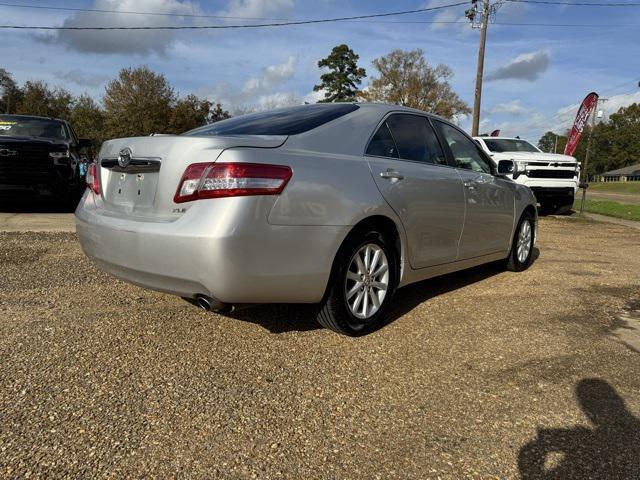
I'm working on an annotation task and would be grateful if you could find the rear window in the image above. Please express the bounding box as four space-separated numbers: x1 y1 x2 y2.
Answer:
185 104 359 136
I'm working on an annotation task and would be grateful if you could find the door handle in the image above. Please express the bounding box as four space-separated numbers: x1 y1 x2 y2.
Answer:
380 170 404 181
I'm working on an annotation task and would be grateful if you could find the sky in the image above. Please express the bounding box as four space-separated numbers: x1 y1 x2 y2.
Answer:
1 0 639 142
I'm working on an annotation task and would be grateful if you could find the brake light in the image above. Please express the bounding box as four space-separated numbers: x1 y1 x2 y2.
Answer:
174 162 292 203
86 162 101 195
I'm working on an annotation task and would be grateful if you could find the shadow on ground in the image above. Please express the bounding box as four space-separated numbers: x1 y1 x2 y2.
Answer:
216 248 540 334
519 378 640 479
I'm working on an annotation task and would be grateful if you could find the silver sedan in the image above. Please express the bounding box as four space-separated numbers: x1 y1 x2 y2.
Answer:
76 103 537 336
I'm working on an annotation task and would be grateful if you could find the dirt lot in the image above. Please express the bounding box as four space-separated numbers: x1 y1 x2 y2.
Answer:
1 217 639 479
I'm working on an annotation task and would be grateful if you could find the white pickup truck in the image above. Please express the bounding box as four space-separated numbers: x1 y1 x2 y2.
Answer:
474 136 580 214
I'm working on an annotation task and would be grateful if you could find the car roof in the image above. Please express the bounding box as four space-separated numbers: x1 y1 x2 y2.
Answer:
353 102 445 118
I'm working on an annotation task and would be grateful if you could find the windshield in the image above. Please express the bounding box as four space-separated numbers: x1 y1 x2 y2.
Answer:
483 138 539 153
185 104 359 136
0 115 69 140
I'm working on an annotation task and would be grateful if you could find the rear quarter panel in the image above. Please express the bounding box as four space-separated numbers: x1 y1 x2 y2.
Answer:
218 147 403 228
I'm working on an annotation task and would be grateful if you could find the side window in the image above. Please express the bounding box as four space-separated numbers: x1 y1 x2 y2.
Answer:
366 122 398 158
386 114 446 165
434 121 491 173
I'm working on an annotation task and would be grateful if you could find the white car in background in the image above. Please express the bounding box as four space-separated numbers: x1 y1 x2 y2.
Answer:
474 136 580 214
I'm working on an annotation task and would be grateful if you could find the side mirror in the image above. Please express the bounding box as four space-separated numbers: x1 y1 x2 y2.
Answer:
78 138 93 149
497 159 515 175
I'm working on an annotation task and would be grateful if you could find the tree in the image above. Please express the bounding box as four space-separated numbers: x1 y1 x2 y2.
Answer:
0 68 22 114
71 95 106 147
314 44 366 103
170 94 213 133
209 102 231 123
103 66 175 138
606 103 640 170
538 131 563 153
365 49 471 119
16 81 73 119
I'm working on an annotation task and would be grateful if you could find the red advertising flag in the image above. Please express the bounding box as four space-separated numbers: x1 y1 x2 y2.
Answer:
564 92 598 156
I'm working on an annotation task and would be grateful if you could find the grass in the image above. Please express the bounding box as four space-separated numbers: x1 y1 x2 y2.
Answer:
573 198 640 222
589 182 640 195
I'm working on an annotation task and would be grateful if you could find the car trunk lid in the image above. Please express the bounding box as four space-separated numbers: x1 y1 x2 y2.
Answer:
97 134 286 219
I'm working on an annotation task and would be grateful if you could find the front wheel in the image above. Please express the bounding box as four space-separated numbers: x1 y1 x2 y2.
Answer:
540 196 574 215
506 211 535 272
316 229 398 336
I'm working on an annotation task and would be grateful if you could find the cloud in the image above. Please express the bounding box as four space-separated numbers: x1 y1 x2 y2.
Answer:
219 0 294 19
486 50 550 82
489 100 529 116
54 70 109 88
200 56 302 112
422 0 473 34
44 0 200 55
487 91 640 142
241 56 296 96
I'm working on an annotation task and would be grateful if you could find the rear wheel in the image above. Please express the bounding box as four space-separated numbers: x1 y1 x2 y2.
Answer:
506 211 535 272
316 229 398 336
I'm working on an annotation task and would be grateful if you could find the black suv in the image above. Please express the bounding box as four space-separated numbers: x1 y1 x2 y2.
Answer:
0 114 92 206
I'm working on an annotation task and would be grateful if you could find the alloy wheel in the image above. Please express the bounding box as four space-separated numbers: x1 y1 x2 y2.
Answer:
517 219 533 264
344 243 389 320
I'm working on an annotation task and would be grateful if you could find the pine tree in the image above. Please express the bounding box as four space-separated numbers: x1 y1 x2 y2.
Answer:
313 44 366 103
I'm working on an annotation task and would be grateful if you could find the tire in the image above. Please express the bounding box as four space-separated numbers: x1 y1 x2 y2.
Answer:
538 201 554 216
316 229 398 336
554 203 573 215
64 186 84 212
506 211 535 272
540 196 574 215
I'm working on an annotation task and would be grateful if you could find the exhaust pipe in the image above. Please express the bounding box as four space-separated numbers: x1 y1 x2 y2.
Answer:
195 295 232 313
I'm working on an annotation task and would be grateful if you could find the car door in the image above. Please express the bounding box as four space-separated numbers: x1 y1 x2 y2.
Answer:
432 120 515 259
366 113 465 268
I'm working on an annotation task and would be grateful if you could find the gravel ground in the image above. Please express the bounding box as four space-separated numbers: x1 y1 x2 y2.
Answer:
1 217 639 479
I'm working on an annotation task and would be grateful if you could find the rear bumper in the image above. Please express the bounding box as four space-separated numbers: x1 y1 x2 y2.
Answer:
75 192 348 304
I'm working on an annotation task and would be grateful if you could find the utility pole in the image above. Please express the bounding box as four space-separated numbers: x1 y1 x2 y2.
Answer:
471 0 491 136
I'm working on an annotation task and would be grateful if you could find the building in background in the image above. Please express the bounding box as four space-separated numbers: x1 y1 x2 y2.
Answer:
598 163 640 182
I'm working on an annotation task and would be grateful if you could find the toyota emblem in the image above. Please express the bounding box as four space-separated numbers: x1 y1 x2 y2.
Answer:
118 147 132 168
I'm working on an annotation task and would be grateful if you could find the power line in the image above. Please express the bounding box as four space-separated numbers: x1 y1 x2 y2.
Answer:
0 2 289 21
0 2 636 29
5 19 639 29
0 2 470 30
506 0 640 6
360 20 640 26
599 78 640 94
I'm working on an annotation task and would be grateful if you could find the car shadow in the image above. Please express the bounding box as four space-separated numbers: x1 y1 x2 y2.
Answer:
224 303 323 334
215 247 540 335
518 378 640 479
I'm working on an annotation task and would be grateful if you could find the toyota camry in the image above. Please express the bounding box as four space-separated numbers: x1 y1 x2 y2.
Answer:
76 103 537 336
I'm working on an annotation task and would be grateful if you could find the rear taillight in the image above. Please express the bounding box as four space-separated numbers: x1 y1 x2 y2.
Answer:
86 162 101 195
174 162 292 204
